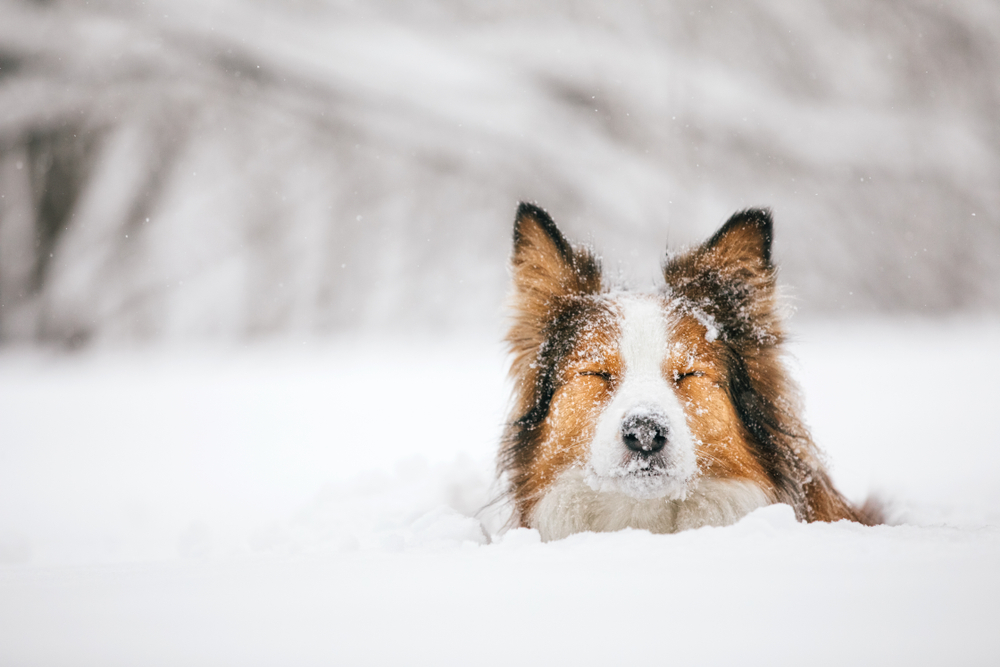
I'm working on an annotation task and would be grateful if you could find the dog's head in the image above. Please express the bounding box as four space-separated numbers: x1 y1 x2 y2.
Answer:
501 203 809 527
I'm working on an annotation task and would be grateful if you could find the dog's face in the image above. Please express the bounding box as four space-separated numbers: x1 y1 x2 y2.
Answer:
550 292 766 502
502 204 795 535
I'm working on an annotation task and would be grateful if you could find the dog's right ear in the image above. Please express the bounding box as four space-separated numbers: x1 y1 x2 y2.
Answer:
508 203 601 361
510 202 601 309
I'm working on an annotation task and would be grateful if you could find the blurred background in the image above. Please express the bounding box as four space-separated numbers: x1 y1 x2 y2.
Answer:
1 0 998 345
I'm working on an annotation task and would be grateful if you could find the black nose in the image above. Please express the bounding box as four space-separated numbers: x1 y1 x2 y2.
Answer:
621 412 670 454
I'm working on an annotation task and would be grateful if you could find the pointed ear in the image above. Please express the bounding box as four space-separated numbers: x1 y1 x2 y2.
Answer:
703 208 773 273
507 203 601 368
511 202 601 305
664 208 778 345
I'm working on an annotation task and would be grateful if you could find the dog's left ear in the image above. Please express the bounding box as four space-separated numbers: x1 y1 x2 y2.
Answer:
664 208 778 345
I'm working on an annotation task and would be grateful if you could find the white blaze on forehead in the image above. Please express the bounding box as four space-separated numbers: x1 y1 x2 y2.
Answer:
582 294 698 500
619 296 670 376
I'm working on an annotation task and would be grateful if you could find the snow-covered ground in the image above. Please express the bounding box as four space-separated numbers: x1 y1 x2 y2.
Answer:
1 319 998 665
3 2 998 662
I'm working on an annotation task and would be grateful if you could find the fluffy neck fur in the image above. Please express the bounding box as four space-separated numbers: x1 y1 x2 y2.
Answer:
530 468 773 542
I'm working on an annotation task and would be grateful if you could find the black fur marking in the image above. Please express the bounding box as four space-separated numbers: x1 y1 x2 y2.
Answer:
501 298 607 477
679 274 758 344
723 347 807 509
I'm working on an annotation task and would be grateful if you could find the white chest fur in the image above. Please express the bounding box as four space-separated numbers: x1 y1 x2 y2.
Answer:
530 467 772 541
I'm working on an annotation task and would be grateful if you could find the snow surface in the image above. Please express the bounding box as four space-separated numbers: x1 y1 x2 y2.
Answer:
1 320 999 665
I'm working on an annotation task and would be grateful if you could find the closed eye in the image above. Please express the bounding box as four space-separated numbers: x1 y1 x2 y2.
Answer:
674 370 705 382
579 370 613 382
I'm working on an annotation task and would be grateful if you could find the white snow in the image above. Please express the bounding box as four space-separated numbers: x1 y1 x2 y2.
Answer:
1 320 999 665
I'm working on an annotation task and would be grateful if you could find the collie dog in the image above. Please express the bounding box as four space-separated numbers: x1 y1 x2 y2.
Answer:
500 203 877 540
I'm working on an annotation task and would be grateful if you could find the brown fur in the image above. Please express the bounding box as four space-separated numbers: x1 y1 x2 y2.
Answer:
502 203 606 520
501 204 880 530
665 314 774 491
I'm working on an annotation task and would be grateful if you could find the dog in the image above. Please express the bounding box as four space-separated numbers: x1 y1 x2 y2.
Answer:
499 203 878 540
